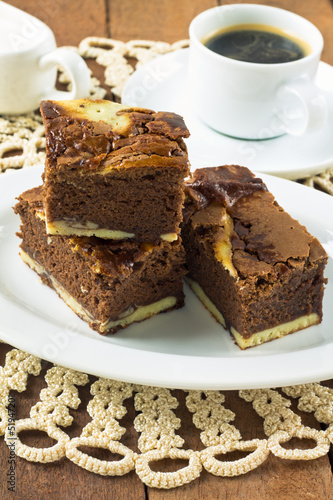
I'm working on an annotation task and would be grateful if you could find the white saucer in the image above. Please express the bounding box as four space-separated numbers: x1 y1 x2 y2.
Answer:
122 49 333 180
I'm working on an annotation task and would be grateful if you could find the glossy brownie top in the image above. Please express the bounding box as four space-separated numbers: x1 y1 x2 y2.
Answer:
40 99 190 174
184 165 328 278
184 165 267 208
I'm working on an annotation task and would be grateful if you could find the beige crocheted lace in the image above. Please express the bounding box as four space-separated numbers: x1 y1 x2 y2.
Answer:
0 38 332 489
1 349 333 488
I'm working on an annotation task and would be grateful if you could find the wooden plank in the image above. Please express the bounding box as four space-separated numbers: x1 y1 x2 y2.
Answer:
108 0 218 42
6 0 108 46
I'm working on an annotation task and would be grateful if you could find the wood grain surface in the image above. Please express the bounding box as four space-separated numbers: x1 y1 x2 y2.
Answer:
1 1 333 499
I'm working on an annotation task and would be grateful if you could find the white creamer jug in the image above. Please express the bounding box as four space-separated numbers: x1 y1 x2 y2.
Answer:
0 1 90 114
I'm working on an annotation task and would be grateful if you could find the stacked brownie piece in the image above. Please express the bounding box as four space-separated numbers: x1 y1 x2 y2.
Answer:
15 99 190 334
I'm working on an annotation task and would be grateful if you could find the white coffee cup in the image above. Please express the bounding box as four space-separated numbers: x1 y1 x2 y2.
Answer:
0 1 90 114
189 4 327 139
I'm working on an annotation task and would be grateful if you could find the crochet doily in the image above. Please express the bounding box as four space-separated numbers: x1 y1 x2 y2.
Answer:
0 38 332 489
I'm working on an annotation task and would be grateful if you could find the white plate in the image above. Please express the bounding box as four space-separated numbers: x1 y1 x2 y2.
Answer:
0 166 333 390
122 49 333 180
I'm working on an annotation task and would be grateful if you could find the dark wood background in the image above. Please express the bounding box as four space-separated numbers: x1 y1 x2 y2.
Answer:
1 1 333 498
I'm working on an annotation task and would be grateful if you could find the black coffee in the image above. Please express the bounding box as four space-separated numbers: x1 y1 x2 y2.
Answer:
203 24 308 64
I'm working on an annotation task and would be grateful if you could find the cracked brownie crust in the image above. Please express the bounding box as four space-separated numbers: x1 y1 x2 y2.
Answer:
40 99 190 242
182 165 328 349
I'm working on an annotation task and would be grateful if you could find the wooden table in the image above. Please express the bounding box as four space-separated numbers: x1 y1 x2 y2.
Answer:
1 1 333 498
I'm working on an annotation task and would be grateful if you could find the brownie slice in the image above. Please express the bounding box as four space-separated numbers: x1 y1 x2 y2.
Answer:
15 187 186 334
40 99 190 242
182 165 328 349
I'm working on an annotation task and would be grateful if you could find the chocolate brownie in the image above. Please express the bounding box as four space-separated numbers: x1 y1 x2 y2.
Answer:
40 99 190 242
15 187 186 334
182 165 328 349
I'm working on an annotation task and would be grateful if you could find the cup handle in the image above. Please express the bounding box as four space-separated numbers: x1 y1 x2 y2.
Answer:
39 47 90 100
274 77 327 136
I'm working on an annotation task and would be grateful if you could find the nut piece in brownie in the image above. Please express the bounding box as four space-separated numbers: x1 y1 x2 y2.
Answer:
15 187 186 334
40 99 190 242
182 165 328 349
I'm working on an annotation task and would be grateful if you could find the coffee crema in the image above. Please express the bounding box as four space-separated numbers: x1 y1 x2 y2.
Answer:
202 24 311 64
